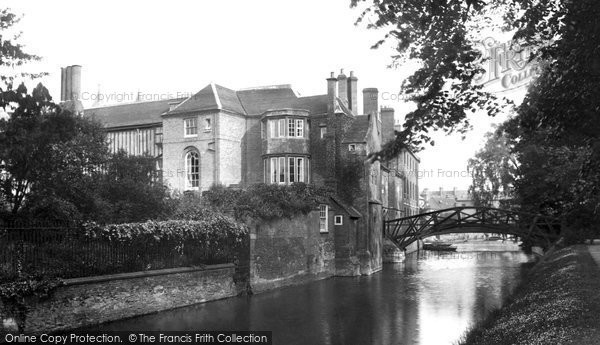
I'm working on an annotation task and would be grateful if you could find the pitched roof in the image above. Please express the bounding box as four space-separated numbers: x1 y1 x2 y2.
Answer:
166 84 220 115
290 95 328 115
86 83 335 128
236 87 298 115
330 196 362 218
342 115 369 143
85 98 185 128
427 197 456 210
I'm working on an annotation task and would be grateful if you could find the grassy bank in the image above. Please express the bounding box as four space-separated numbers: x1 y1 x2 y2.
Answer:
458 245 600 345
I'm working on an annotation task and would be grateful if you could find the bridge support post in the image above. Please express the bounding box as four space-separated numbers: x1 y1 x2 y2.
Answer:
404 238 423 255
382 237 405 263
357 202 383 275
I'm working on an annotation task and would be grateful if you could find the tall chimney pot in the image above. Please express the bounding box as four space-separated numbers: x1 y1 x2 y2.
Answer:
347 71 358 113
362 88 379 116
327 72 338 114
337 69 348 107
60 68 67 102
380 107 395 144
70 65 82 101
65 66 73 101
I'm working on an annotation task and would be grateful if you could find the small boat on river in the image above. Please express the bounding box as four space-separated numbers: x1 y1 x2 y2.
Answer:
423 242 457 251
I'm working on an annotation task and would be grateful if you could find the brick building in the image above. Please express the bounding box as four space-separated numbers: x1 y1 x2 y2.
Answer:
60 66 420 275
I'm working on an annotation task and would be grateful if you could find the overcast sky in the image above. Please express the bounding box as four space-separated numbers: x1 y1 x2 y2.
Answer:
6 0 529 192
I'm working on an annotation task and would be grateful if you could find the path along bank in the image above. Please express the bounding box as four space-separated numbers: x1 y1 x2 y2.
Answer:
458 244 600 345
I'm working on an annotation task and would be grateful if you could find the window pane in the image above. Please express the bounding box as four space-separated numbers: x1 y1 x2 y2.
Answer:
271 157 277 183
185 118 198 136
288 119 296 137
319 204 328 232
186 151 200 188
296 120 303 137
297 158 304 182
289 157 295 183
279 119 286 138
279 157 285 183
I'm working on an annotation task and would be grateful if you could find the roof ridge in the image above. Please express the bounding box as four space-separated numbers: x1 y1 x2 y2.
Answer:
234 89 249 115
238 84 292 91
86 97 186 110
210 82 222 110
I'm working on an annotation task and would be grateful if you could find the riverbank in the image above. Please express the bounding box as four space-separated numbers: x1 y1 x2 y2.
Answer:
458 245 600 345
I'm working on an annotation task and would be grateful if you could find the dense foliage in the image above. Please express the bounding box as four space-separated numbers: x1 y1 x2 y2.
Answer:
83 218 248 245
351 0 589 155
0 83 171 224
505 1 600 242
0 9 45 90
355 0 600 241
198 183 334 221
468 123 517 207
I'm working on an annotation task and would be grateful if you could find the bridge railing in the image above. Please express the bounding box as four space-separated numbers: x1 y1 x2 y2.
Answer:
383 206 562 249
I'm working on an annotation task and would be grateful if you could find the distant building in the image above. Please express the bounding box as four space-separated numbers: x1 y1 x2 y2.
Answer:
421 187 474 211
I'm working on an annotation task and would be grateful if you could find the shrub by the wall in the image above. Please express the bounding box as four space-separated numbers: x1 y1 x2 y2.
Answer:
201 183 333 221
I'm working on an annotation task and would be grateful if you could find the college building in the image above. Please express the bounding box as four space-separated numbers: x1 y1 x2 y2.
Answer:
60 65 420 274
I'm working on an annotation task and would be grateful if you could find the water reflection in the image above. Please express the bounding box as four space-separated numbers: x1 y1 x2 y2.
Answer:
88 246 533 345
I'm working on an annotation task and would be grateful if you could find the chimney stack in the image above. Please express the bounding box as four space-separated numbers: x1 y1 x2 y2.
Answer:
65 66 73 102
327 72 338 114
60 65 84 115
70 65 82 101
337 69 348 107
380 107 395 144
347 71 358 113
60 67 67 101
362 88 379 116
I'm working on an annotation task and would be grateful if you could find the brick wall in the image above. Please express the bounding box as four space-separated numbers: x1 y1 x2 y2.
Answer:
217 112 246 186
162 112 216 191
0 265 237 334
244 117 262 185
249 211 335 293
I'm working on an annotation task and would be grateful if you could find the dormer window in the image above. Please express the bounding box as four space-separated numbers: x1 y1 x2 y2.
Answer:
169 101 180 111
184 117 198 137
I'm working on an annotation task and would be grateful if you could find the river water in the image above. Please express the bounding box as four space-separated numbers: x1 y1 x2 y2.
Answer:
90 243 534 345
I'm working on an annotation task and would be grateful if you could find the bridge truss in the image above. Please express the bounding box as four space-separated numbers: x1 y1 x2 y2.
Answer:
384 207 562 250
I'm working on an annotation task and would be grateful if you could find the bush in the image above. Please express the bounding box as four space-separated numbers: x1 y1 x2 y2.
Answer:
83 217 248 246
200 183 333 221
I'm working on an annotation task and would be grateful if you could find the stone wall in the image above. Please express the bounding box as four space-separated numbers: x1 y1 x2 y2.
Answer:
249 212 335 293
162 111 217 191
0 264 237 334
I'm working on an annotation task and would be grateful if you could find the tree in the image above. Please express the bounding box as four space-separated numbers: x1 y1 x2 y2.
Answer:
350 0 581 157
93 151 173 224
354 0 600 241
0 83 109 220
0 8 46 104
468 123 517 207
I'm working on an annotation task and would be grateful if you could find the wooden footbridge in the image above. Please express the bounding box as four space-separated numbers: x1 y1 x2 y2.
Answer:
384 207 562 250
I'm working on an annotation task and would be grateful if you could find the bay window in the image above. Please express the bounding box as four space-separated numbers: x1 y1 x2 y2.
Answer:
268 118 306 138
267 156 309 184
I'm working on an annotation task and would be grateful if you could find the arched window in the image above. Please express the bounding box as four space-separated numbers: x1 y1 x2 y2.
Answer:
185 150 200 190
